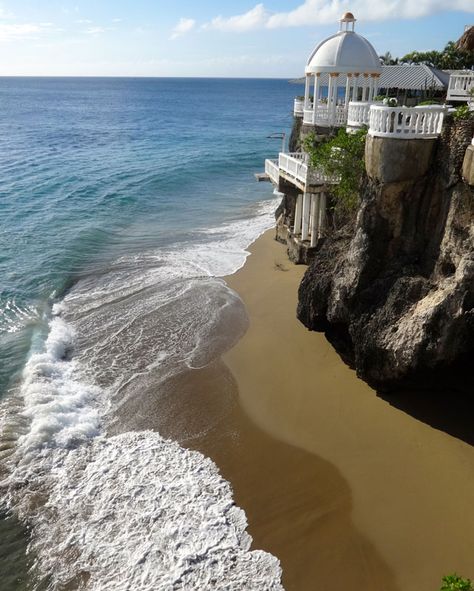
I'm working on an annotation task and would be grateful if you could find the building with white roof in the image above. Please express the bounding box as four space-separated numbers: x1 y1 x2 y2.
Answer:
302 12 382 127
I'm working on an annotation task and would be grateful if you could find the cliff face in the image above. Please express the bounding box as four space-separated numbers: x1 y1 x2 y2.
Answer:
297 120 474 392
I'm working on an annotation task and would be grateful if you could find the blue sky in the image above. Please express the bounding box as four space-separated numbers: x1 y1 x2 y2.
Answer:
0 1 472 76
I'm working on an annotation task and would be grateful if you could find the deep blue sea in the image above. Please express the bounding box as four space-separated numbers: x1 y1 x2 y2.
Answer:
0 77 295 590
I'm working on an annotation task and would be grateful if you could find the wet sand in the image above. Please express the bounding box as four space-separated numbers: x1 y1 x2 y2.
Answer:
135 229 474 591
215 230 474 591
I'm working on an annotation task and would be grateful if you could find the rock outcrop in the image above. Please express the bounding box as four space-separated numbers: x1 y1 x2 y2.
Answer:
456 25 474 52
297 119 474 392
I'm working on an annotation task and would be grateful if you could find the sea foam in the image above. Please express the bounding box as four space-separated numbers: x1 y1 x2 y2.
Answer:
17 312 101 460
2 197 285 590
14 433 284 591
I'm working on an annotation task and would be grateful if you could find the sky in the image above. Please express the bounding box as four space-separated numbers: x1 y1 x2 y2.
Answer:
0 1 472 77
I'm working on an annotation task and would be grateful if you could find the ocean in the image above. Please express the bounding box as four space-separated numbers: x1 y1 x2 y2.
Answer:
0 77 294 590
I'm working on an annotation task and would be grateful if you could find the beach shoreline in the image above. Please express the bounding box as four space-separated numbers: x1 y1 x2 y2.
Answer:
183 229 474 591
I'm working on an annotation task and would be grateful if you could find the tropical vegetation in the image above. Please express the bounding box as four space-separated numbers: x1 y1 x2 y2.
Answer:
440 573 474 591
380 40 474 70
303 127 368 212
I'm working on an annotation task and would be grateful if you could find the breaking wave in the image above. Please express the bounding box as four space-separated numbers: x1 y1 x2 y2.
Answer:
1 198 285 590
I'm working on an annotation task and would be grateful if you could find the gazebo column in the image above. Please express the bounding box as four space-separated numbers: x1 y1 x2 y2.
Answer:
353 73 359 102
304 74 311 109
367 75 374 102
344 74 352 106
294 194 303 235
328 73 339 125
327 75 333 124
362 73 369 101
333 73 339 107
301 192 311 241
372 74 380 100
312 73 320 124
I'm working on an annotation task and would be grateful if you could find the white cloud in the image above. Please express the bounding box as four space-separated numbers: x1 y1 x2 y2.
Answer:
0 23 48 41
170 17 196 40
204 0 474 32
84 26 108 35
0 6 15 19
204 3 269 32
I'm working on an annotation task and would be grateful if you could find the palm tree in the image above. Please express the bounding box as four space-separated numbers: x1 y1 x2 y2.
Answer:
379 51 399 65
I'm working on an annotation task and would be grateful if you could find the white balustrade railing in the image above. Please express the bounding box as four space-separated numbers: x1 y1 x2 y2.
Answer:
303 106 323 125
278 152 308 185
334 105 348 126
347 101 371 128
447 72 474 101
278 152 339 186
303 104 348 127
265 159 280 184
294 98 304 117
368 105 445 139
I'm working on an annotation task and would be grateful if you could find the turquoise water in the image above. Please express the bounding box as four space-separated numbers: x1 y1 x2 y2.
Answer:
0 77 293 395
0 78 294 590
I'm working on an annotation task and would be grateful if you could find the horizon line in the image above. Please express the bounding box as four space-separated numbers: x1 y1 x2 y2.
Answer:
0 75 299 80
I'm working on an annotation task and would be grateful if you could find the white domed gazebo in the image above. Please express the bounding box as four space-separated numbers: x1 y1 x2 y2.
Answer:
303 12 382 127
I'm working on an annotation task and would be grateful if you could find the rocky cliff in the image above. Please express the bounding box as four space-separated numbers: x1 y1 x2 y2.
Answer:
297 119 474 393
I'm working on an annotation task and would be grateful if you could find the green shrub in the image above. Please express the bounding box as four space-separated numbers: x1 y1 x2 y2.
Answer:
303 127 367 212
440 573 473 591
453 104 474 120
418 100 441 106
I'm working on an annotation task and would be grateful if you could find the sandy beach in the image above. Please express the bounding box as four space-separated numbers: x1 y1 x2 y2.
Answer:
154 229 474 591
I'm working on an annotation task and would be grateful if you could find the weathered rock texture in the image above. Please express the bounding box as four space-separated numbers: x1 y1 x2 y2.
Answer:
297 119 474 392
463 144 474 186
456 25 474 52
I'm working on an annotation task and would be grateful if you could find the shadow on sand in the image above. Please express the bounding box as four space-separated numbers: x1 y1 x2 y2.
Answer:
378 386 474 446
120 361 400 591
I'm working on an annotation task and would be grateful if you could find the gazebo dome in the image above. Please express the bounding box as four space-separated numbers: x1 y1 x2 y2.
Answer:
305 13 381 75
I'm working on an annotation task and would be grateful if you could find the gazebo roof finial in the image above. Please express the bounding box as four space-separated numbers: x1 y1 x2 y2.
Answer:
339 11 356 31
340 11 356 22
